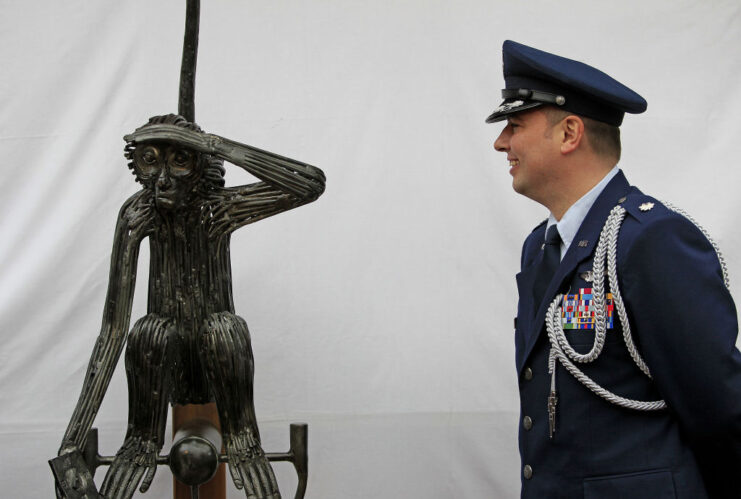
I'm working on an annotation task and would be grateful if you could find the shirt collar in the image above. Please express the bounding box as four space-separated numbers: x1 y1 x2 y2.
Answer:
546 166 620 259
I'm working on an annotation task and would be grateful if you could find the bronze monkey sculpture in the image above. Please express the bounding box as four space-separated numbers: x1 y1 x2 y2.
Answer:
56 114 325 498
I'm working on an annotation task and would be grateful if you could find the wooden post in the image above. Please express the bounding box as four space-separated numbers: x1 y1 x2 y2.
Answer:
173 403 226 499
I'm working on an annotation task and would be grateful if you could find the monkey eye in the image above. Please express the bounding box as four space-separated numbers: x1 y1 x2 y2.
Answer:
142 151 158 165
169 148 196 174
134 145 162 177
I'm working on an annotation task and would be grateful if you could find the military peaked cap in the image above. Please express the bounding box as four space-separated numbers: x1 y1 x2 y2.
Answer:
486 40 647 126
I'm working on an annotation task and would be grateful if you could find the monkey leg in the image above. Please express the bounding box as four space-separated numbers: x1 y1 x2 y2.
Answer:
100 314 173 499
201 312 280 499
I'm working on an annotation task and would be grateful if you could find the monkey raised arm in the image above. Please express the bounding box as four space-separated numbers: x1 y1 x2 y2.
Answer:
215 135 325 200
125 124 325 236
59 191 151 455
126 124 325 199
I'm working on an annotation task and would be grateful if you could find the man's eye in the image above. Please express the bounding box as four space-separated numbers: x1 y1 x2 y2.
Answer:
142 152 157 164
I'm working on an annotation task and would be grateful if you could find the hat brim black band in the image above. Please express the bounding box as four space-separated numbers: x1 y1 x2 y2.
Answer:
501 88 566 106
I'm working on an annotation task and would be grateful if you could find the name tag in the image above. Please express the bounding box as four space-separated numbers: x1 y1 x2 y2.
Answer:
561 288 614 330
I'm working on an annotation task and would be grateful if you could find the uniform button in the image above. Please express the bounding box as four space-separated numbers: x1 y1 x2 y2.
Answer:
523 367 533 381
523 465 533 479
523 416 533 430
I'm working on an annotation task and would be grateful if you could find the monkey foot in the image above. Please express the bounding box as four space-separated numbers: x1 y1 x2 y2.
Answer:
224 429 281 499
100 436 160 499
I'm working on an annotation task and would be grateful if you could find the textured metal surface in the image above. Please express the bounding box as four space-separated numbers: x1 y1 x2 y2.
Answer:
173 403 226 499
53 116 323 499
170 420 222 487
264 424 308 499
178 0 199 122
49 449 101 498
52 2 324 497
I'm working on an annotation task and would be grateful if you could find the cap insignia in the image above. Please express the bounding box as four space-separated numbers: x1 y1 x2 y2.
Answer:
494 100 524 114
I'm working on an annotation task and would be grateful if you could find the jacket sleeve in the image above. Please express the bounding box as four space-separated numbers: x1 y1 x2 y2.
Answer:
620 213 741 495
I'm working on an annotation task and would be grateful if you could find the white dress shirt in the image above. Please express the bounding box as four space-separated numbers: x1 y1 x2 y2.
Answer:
546 166 620 260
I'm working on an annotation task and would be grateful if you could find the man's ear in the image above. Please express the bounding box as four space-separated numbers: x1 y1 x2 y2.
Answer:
560 115 585 155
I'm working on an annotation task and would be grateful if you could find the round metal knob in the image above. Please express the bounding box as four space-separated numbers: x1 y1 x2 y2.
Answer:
169 419 222 487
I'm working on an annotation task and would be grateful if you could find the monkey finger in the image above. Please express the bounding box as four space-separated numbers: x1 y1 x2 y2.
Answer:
228 455 245 489
115 462 143 499
264 461 280 493
245 461 267 497
100 458 127 496
254 459 274 493
108 464 136 499
139 462 157 493
239 462 259 498
120 466 145 499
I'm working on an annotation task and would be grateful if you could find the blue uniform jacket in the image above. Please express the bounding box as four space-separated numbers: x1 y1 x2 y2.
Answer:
515 171 741 498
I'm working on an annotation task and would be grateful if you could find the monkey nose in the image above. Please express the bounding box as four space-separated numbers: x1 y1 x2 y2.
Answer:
157 174 172 189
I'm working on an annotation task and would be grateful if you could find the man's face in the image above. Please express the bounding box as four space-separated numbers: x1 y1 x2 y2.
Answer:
493 108 561 204
132 141 202 210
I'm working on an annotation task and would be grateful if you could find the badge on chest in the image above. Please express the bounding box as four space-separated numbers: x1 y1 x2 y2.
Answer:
561 288 614 329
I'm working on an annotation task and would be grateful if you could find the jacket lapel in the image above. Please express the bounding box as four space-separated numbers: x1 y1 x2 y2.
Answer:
516 171 633 373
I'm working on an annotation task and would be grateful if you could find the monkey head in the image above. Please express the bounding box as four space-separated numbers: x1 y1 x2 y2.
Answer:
124 114 225 211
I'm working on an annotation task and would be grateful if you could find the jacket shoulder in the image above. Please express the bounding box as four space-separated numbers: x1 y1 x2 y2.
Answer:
618 191 721 265
619 191 687 227
523 219 547 245
520 219 547 267
530 219 548 233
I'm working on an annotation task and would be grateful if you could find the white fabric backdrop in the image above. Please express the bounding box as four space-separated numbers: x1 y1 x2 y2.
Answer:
1 1 740 497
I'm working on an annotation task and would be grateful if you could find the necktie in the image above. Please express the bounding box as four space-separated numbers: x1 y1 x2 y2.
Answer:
532 225 562 308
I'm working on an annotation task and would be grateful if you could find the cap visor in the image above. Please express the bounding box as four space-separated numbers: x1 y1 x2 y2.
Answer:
485 99 543 123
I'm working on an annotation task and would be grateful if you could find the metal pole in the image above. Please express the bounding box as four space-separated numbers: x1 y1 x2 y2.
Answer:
178 0 199 122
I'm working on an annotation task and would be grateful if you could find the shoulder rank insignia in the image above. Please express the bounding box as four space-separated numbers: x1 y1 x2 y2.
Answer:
639 202 655 212
561 288 613 329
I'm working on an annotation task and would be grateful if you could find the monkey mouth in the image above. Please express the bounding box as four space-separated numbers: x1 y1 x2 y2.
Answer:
155 190 179 209
155 198 176 211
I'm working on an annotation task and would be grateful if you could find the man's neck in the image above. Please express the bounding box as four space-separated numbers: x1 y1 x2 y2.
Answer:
548 163 616 220
546 166 620 258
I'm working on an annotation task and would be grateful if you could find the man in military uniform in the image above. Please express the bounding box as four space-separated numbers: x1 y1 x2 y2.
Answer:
488 40 741 498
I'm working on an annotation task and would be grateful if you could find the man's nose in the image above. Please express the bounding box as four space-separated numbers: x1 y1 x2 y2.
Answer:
494 126 510 152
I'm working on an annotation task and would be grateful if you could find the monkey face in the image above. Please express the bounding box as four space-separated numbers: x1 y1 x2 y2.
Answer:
132 141 203 210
